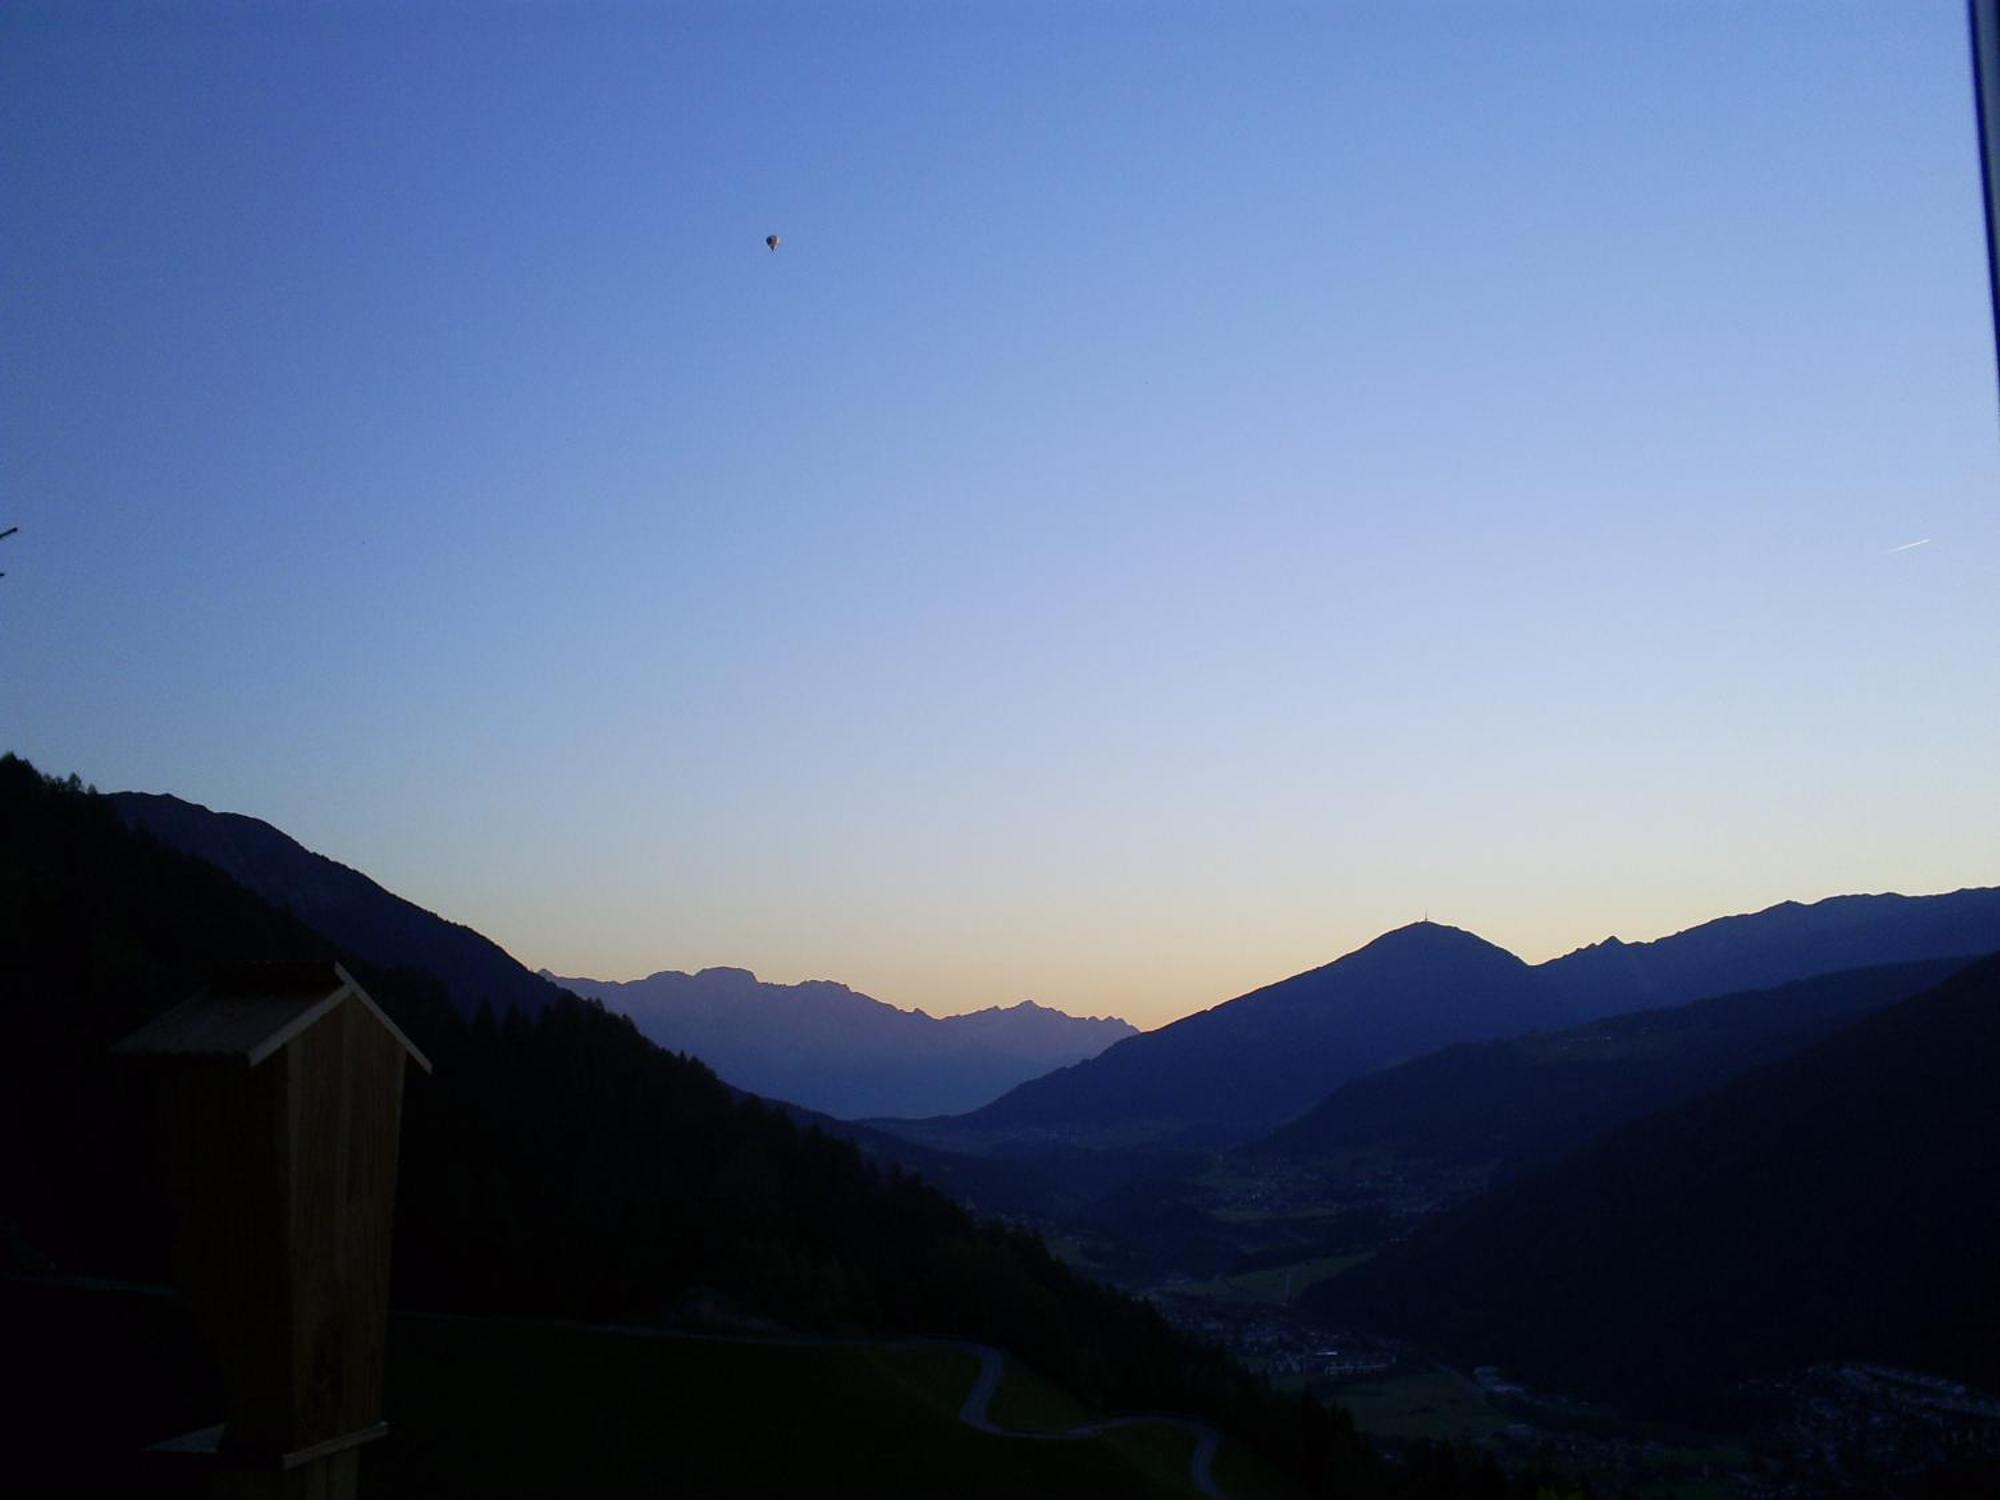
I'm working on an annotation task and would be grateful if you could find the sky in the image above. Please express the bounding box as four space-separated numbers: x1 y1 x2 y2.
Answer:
4 1 1997 1029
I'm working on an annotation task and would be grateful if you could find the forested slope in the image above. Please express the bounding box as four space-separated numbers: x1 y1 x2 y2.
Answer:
3 756 1462 1498
1307 951 2000 1418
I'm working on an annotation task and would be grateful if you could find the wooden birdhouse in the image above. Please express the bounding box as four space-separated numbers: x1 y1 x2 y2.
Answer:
116 961 431 1497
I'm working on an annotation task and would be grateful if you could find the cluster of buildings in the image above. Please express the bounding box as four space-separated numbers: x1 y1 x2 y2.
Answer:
1736 1363 2000 1496
1143 1289 1399 1384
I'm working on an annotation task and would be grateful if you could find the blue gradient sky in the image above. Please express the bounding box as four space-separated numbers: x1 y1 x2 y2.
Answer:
5 2 1996 1027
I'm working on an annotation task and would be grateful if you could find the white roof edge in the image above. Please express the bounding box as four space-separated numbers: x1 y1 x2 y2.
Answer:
340 964 435 1074
241 963 434 1073
242 987 349 1068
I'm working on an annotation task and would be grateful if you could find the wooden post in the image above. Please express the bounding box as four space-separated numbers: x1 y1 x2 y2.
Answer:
117 962 431 1499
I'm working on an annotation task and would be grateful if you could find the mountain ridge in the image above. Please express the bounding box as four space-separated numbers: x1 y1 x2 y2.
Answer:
1541 887 2000 1016
549 966 1136 1119
902 920 1567 1149
895 892 2000 1152
114 791 561 1020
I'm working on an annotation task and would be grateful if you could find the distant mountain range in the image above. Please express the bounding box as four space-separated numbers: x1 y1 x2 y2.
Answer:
901 890 2000 1151
1539 888 2000 1015
549 967 1135 1119
1306 951 2000 1417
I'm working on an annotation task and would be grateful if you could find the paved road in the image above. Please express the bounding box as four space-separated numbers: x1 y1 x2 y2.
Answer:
939 1339 1225 1500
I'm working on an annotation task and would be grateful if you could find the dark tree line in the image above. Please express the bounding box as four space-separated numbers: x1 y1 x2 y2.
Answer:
0 755 1582 1499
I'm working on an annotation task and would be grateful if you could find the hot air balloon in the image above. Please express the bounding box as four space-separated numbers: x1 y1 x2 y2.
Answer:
766 234 781 252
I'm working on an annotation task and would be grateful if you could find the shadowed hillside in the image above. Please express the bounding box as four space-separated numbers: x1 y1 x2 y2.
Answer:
1243 956 1973 1174
114 791 559 1020
1306 952 2000 1418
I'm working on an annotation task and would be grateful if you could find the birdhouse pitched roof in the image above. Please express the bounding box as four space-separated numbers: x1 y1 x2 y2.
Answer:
114 961 433 1072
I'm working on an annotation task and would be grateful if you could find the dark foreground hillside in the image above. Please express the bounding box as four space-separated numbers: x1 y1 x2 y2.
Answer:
6 1281 1229 1499
1308 951 2000 1420
3 757 1568 1499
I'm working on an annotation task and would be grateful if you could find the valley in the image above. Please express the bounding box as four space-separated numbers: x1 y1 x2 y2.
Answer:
12 756 2000 1498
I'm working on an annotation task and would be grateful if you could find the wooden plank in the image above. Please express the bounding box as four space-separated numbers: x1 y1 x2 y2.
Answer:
286 998 405 1446
207 1446 361 1500
165 1056 295 1457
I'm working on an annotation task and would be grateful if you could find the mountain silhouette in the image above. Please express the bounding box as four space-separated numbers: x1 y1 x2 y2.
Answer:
549 967 1134 1118
114 792 560 1019
908 892 2000 1151
917 922 1564 1148
1541 888 2000 1017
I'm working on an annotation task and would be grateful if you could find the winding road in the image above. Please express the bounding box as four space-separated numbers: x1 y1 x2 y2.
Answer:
21 1276 1231 1495
402 1307 1233 1495
938 1339 1225 1499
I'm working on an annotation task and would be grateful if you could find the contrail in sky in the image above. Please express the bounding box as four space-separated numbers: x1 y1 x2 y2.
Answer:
1885 538 1931 554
